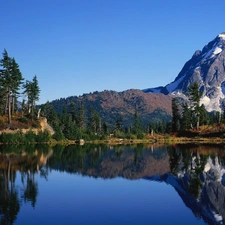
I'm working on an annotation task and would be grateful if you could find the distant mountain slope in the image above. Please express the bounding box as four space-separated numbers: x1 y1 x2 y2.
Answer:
144 32 225 112
50 89 172 127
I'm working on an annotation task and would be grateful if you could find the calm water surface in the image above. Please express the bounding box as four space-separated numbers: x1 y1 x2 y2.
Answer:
1 144 225 225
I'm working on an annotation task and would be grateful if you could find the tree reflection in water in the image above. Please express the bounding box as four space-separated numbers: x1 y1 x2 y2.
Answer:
1 143 225 224
0 144 52 224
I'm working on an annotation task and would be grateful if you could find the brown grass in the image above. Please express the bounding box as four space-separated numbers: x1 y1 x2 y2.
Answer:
0 112 40 130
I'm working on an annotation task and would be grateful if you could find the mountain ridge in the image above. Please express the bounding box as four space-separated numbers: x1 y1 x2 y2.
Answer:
144 32 225 112
50 89 172 127
46 33 225 126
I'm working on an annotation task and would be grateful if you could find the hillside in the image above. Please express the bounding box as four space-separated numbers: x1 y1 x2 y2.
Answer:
0 113 54 136
50 89 172 127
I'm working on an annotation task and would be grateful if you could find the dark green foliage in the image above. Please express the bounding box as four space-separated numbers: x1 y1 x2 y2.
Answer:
115 116 123 132
87 107 101 135
187 82 203 129
17 117 29 124
170 83 211 132
63 121 79 140
136 131 144 139
0 130 51 144
23 75 40 118
41 101 60 130
76 101 85 130
35 130 51 143
102 122 108 135
199 104 209 125
24 130 37 143
0 50 23 125
172 98 181 132
0 132 24 144
52 126 65 141
180 103 192 130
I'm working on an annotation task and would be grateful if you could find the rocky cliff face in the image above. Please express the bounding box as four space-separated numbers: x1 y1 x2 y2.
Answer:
145 33 225 112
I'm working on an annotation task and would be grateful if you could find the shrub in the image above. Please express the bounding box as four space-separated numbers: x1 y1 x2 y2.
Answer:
24 130 36 143
137 132 144 139
17 117 28 123
52 128 65 141
124 133 136 139
114 131 125 138
36 130 51 142
0 131 26 143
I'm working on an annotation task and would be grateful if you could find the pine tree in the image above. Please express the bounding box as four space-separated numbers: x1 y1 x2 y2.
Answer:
69 102 76 123
199 104 209 125
87 107 100 135
0 49 13 125
23 76 40 118
172 98 181 132
30 75 40 118
133 110 139 134
187 82 202 129
102 122 108 135
0 49 23 125
181 103 192 130
76 101 85 130
115 116 123 132
10 58 24 114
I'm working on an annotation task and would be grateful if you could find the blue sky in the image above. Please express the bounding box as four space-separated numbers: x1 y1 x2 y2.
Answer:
1 0 225 104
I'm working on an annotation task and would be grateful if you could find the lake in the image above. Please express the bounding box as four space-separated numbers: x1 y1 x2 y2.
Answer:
0 143 225 225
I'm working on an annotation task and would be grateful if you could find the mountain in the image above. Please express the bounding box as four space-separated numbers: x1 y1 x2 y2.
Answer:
144 145 225 225
50 89 172 127
144 32 225 112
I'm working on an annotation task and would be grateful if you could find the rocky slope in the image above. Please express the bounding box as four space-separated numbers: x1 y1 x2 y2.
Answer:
144 32 225 112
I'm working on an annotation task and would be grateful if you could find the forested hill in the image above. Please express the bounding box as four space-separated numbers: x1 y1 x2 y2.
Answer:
47 89 172 128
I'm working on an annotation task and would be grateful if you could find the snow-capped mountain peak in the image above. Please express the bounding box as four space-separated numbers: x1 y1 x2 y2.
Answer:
144 32 225 112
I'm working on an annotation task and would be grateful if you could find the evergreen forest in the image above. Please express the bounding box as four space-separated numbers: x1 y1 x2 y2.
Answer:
0 49 224 143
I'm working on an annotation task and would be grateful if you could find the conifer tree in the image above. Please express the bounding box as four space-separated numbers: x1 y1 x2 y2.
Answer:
180 103 192 130
115 116 123 132
87 107 100 135
30 75 40 118
0 49 13 125
23 75 40 118
0 49 23 125
76 101 85 130
10 57 24 113
172 98 181 132
188 82 202 129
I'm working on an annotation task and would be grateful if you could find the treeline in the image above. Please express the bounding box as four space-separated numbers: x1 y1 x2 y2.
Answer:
3 48 222 142
40 101 154 140
171 82 223 132
40 98 174 140
0 49 40 126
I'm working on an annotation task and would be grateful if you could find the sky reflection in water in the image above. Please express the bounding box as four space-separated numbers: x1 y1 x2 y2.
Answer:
2 144 222 225
15 171 205 225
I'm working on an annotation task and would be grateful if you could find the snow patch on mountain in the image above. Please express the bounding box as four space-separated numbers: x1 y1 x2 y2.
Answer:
200 95 211 106
202 36 224 60
166 75 185 92
204 156 225 182
201 87 224 112
219 33 225 40
144 32 225 112
213 213 223 223
142 86 162 93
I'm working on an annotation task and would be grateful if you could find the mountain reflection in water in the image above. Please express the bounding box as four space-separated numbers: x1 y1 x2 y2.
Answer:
0 143 225 224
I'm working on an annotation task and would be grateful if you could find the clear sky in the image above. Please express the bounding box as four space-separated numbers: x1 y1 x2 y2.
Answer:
1 0 225 104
